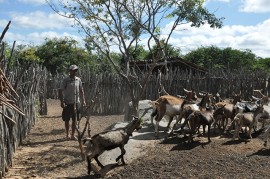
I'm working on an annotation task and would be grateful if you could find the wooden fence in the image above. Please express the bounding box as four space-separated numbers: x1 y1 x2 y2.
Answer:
0 21 47 177
0 64 47 177
47 68 270 115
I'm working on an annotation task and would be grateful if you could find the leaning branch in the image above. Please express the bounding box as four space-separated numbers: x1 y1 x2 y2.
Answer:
0 21 11 44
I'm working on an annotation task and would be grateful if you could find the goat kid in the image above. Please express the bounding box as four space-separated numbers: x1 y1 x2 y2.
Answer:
79 116 142 175
212 104 227 133
169 92 212 136
215 93 241 132
232 104 264 140
183 107 214 143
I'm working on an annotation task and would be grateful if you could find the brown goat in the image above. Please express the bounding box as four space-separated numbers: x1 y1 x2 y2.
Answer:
214 93 241 132
212 104 227 132
169 92 212 136
150 95 186 137
184 108 214 143
150 89 197 136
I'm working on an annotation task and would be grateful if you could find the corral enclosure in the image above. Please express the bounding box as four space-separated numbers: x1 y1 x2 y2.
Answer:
1 60 270 177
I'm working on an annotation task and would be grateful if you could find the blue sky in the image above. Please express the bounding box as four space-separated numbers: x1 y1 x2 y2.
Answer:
0 0 270 58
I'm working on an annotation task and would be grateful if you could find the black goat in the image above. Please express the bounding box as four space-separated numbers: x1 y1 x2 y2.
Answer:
78 116 142 175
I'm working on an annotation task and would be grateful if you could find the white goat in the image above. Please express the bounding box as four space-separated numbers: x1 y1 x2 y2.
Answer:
232 104 264 140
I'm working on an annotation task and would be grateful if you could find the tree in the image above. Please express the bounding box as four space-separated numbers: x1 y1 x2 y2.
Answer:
17 46 40 65
185 46 258 70
255 58 270 72
47 0 224 117
144 40 181 61
36 37 90 75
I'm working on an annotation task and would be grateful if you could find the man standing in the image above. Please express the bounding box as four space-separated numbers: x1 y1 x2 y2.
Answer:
59 64 86 140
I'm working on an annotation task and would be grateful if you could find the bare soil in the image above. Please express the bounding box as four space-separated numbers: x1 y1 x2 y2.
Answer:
4 99 270 179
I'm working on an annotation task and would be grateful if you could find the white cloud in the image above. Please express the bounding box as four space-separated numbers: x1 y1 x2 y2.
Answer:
0 19 10 28
240 0 270 13
5 30 83 46
10 11 75 30
162 19 270 58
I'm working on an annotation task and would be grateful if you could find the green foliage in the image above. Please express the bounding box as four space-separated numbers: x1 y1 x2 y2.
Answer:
36 37 90 75
144 40 181 60
84 52 121 73
3 44 41 69
171 0 223 28
18 47 40 65
184 46 261 70
255 58 270 72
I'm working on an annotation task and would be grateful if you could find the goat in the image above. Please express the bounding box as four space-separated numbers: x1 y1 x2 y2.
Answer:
183 107 214 143
232 104 264 140
177 88 198 102
150 88 197 126
169 92 212 136
78 116 142 175
263 124 270 147
150 95 186 137
212 104 227 132
150 91 211 138
215 93 241 132
256 106 270 146
209 92 223 105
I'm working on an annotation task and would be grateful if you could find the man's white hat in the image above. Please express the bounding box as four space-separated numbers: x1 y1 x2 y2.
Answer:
69 64 78 71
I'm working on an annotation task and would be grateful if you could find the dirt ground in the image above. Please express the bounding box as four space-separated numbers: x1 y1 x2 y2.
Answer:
4 99 270 179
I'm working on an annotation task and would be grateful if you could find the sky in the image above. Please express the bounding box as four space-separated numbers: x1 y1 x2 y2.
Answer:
0 0 270 58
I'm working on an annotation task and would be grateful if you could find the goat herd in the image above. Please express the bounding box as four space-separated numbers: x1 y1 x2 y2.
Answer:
150 89 269 143
78 88 270 176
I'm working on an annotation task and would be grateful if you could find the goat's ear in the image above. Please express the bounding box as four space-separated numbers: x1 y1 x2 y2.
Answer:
183 88 188 92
